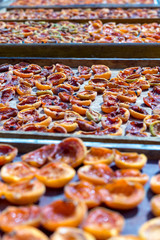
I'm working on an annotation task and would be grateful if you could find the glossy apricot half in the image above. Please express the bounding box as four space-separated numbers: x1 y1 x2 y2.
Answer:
54 120 78 133
82 207 124 239
92 65 111 79
0 205 41 232
78 164 115 185
144 115 160 127
129 105 149 120
77 90 97 101
21 144 57 168
83 147 114 165
4 179 46 205
41 199 87 231
64 181 101 208
1 162 36 183
17 107 39 121
2 226 49 240
49 138 87 168
0 144 18 166
139 217 160 240
115 150 147 170
99 179 145 210
35 162 75 188
150 174 160 194
51 227 96 240
115 169 149 185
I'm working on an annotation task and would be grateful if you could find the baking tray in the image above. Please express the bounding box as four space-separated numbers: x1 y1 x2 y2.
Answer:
0 19 159 58
0 57 159 145
0 138 159 237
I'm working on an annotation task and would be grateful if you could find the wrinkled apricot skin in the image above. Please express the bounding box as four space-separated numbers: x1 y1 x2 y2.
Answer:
49 137 87 168
82 207 124 240
35 162 76 188
21 144 57 168
100 179 145 210
50 227 96 240
41 200 87 231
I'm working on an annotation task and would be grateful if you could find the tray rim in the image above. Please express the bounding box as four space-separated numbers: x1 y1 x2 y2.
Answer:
0 18 160 23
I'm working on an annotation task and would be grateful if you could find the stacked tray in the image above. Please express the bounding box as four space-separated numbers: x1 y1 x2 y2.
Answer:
0 0 159 238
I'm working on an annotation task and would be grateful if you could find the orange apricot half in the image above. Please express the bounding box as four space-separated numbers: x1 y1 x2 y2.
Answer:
82 207 124 239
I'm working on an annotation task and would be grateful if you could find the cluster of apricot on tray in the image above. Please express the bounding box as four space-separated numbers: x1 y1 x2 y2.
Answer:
0 21 160 43
0 137 159 239
0 62 159 137
11 0 153 6
0 8 159 20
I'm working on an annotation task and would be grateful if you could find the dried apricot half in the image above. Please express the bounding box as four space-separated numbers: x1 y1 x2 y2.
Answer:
35 162 75 188
151 195 160 217
115 169 149 185
139 217 160 240
100 179 145 210
64 181 101 208
4 179 46 205
82 207 124 239
115 150 147 170
41 199 87 231
51 227 96 240
49 138 87 168
21 144 57 167
78 164 115 185
150 174 160 194
83 147 114 165
2 226 49 240
1 162 36 183
0 144 18 166
0 205 41 232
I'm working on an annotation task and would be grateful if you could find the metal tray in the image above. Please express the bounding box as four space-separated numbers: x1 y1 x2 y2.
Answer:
0 19 160 58
0 0 159 9
1 18 160 23
0 6 160 22
0 57 159 145
0 138 159 237
0 43 160 58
